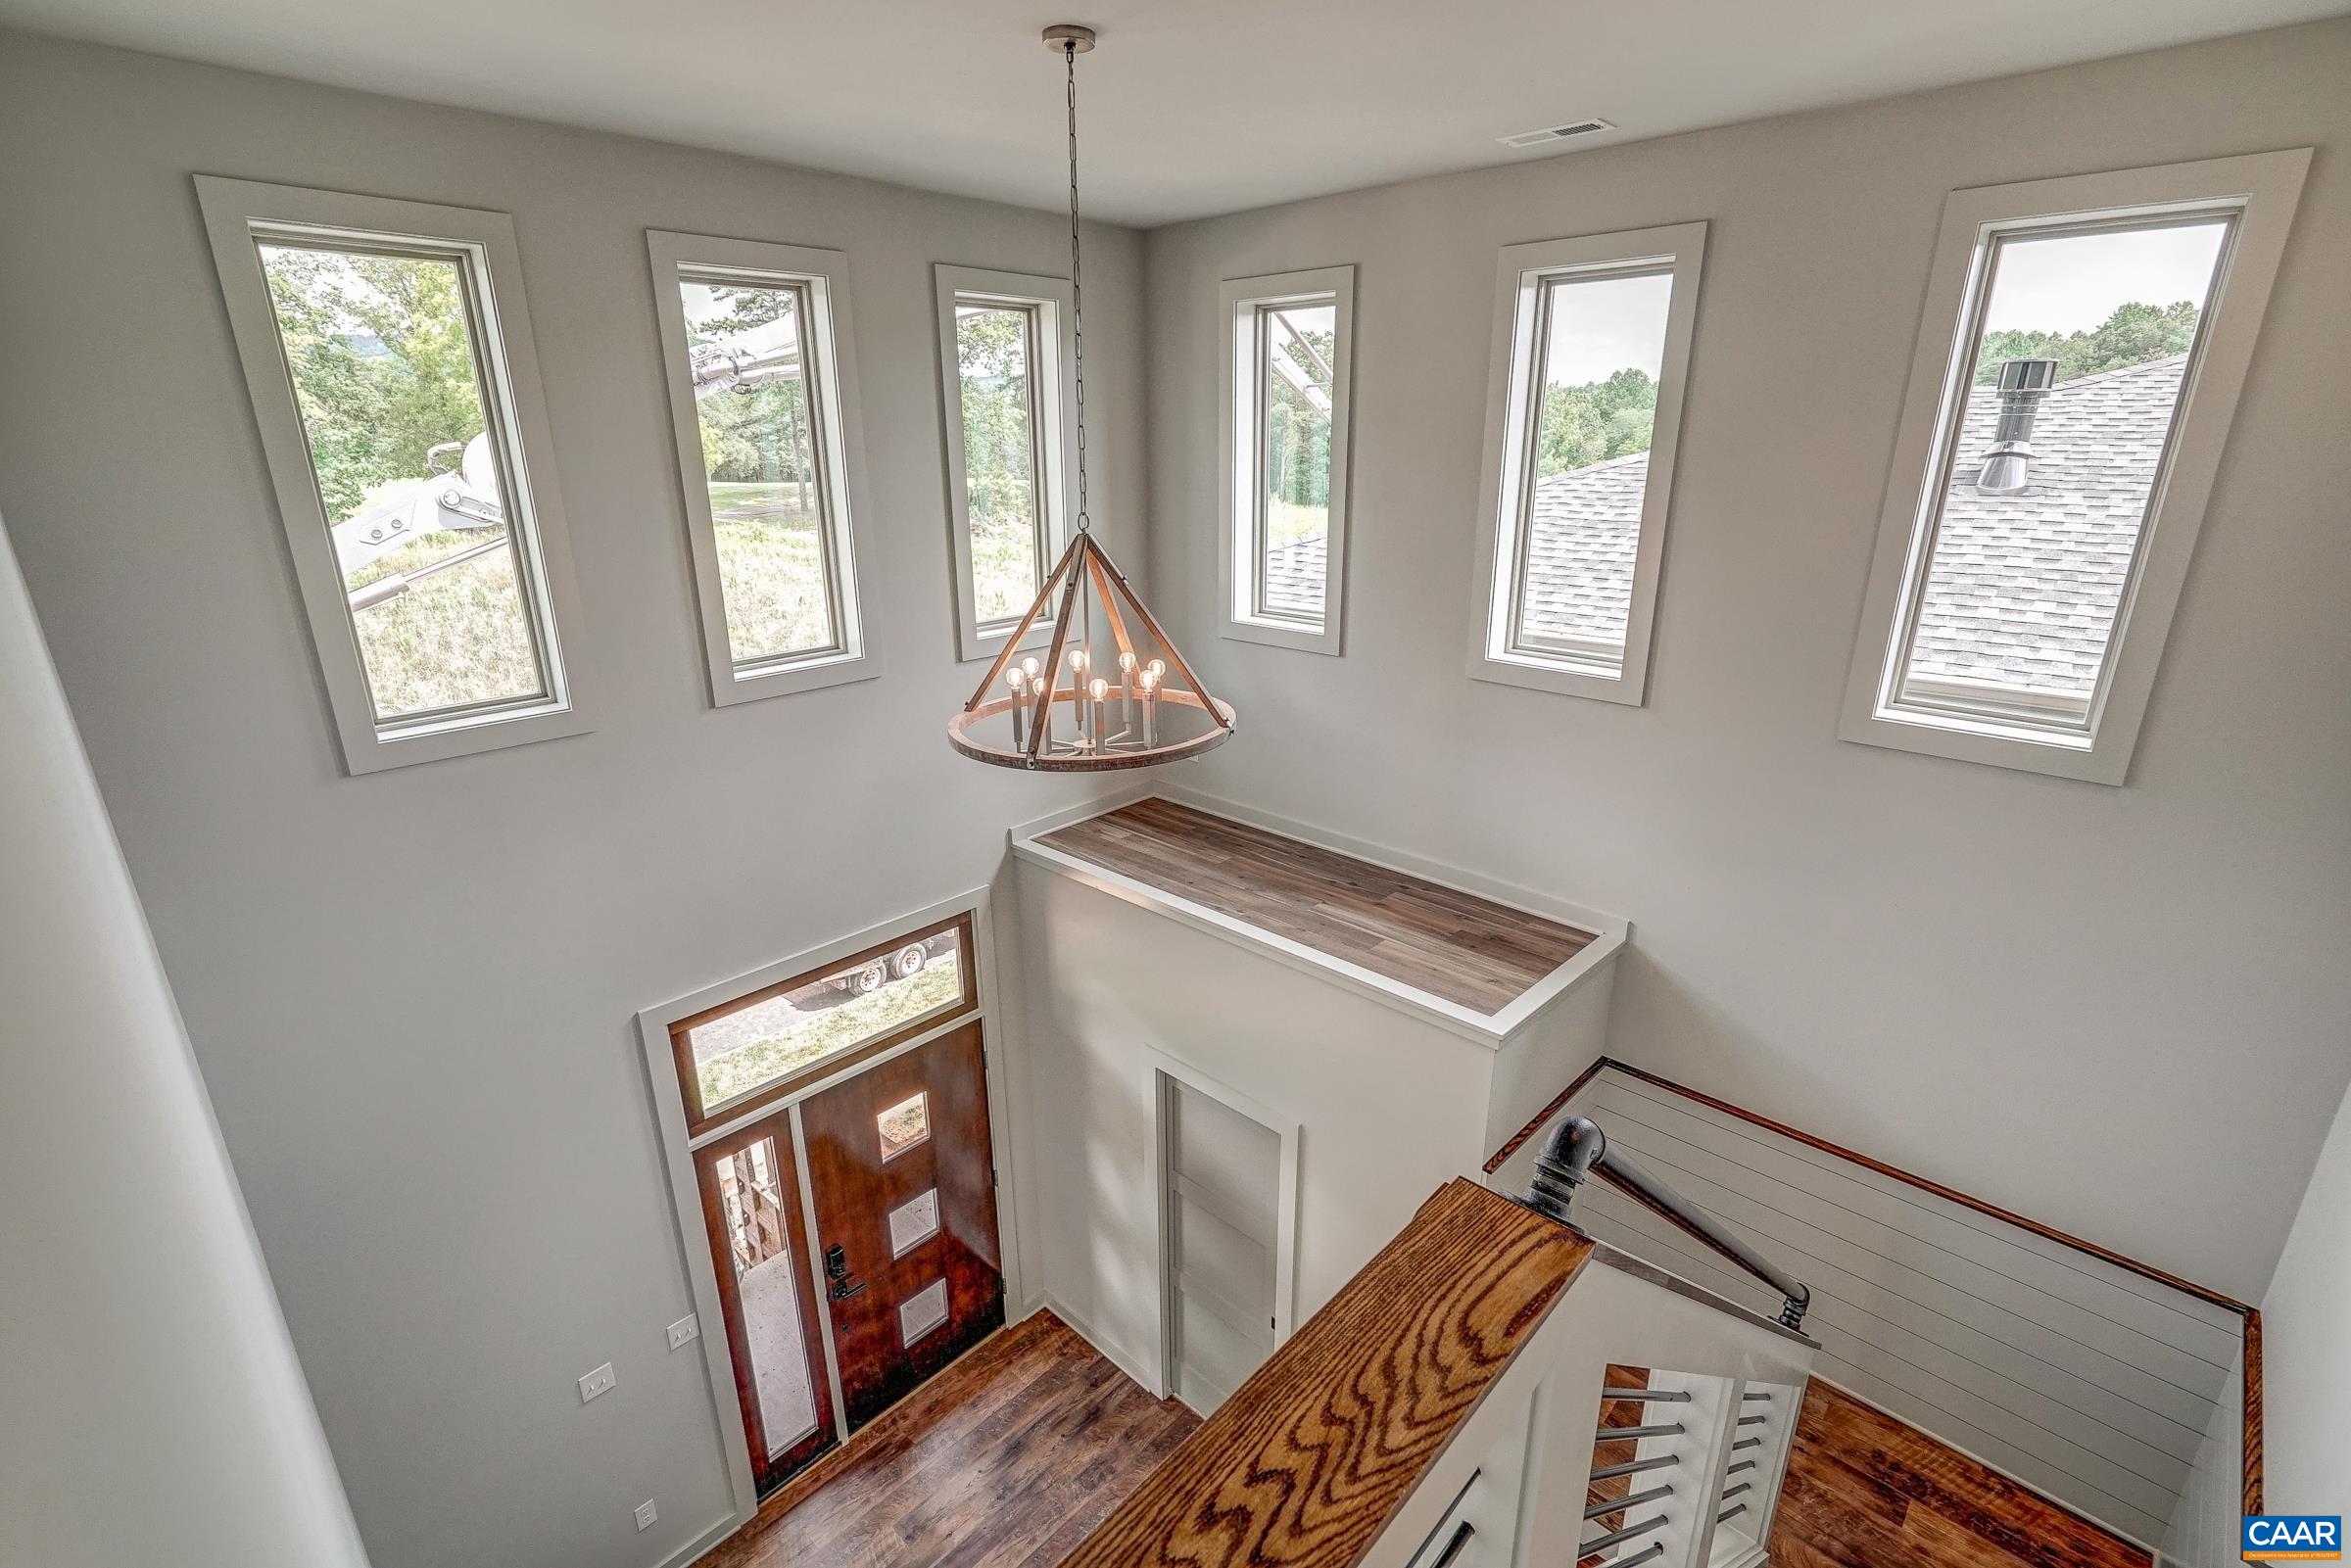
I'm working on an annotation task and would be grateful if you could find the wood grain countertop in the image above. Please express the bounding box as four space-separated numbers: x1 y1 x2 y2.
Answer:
1062 1178 1593 1568
1034 798 1599 1017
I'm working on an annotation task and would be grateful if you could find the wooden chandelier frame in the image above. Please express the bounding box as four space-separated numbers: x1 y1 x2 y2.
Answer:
948 530 1236 772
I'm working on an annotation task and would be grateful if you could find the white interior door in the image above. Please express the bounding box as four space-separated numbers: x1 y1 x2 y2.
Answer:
1164 1076 1282 1413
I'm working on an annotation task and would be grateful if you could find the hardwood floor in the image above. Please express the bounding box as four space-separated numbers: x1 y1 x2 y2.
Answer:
695 1310 1197 1568
1037 798 1596 1015
1766 1381 2152 1568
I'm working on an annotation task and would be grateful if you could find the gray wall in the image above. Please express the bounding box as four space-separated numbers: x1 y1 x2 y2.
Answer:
1141 19 2351 1304
2262 1074 2351 1513
0 31 1139 1568
1 509 371 1568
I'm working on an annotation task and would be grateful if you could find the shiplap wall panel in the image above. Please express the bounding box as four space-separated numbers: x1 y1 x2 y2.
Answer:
1586 1088 2228 1422
1583 1189 2179 1539
1488 1067 2244 1549
2158 1349 2243 1568
1592 1081 2243 1357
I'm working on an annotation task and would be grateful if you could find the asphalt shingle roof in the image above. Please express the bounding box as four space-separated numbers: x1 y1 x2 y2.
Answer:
1261 355 2184 697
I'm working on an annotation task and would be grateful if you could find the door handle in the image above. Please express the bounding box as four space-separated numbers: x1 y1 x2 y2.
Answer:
829 1278 867 1301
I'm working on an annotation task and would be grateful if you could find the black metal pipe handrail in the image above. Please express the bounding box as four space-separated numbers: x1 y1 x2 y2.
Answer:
1515 1115 1813 1331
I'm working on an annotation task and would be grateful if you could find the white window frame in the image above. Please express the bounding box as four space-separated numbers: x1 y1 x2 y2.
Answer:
1219 266 1355 656
1840 150 2310 784
196 175 594 774
1468 222 1706 705
932 265 1078 664
647 230 879 706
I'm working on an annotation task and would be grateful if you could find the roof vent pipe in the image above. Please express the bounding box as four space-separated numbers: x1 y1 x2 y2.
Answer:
1975 357 2057 495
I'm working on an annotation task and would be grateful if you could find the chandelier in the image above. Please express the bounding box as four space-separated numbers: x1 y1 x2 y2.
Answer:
948 24 1236 772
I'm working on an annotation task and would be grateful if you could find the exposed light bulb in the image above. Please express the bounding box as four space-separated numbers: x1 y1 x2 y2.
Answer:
1088 676 1108 700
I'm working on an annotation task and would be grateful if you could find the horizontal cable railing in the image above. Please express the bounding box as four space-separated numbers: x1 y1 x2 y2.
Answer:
1516 1115 1813 1331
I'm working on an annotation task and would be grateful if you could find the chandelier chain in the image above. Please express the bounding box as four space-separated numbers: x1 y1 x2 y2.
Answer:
1064 40 1090 533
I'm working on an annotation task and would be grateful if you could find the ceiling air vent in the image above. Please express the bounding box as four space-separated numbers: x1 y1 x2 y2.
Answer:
1499 119 1616 149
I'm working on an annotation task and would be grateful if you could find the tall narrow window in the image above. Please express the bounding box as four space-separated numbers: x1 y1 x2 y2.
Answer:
197 177 592 772
1843 152 2310 783
933 266 1074 663
648 232 876 704
1221 267 1354 655
1469 224 1705 704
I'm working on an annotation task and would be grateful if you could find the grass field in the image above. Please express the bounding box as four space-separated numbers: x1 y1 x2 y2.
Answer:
345 527 540 718
1269 497 1327 547
695 956 963 1110
340 483 1052 712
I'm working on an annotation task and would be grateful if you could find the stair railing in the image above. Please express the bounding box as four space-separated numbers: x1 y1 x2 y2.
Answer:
1518 1115 1813 1332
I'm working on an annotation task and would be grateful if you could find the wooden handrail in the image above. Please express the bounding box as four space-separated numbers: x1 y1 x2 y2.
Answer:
1521 1114 1812 1332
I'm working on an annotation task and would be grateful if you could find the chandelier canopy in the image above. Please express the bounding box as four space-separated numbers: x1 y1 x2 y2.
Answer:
947 24 1236 772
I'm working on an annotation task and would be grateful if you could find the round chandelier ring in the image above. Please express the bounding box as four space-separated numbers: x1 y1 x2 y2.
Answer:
948 689 1237 772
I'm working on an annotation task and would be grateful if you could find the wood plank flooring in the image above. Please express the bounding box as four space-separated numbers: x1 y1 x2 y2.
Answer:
1036 798 1595 1015
695 1310 1197 1568
1766 1381 2152 1568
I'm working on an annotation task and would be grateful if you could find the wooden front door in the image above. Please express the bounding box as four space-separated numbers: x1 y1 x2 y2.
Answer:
692 1108 837 1493
799 1021 1004 1430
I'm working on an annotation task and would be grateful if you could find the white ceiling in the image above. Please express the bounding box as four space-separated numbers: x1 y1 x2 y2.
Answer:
3 0 2338 224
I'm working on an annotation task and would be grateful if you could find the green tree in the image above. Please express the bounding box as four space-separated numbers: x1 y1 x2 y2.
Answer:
261 247 488 523
691 284 817 498
955 308 1037 523
1265 326 1333 508
1975 299 2200 385
1536 366 1657 477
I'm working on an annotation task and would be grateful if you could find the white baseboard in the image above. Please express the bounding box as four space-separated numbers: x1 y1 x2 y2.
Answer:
1002 782 1157 845
652 1510 747 1568
1039 1291 1166 1400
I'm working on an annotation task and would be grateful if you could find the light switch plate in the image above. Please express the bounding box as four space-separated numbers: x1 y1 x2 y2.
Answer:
578 1362 616 1403
666 1314 699 1351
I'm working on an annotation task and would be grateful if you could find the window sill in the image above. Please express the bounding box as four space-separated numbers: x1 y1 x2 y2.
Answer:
713 646 881 707
346 699 595 774
1838 705 2125 784
1468 645 1641 705
1223 613 1341 657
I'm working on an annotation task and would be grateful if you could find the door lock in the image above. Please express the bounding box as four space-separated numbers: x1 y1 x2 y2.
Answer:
824 1243 864 1299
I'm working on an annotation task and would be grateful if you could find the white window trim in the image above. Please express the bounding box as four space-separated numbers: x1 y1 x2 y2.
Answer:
1839 150 2310 784
1467 222 1706 705
932 264 1078 664
647 230 880 706
1218 265 1355 656
196 175 595 774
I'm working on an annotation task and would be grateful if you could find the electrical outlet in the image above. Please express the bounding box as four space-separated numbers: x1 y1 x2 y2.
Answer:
666 1314 699 1351
578 1362 616 1403
634 1499 658 1532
